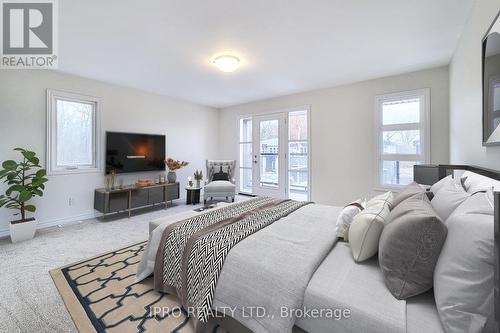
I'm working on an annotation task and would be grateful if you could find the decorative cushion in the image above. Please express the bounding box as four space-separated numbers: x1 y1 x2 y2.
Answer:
433 191 494 333
366 191 394 208
429 175 452 194
204 180 236 193
379 193 447 300
392 181 425 208
348 192 393 262
212 165 230 181
335 199 365 239
431 178 470 222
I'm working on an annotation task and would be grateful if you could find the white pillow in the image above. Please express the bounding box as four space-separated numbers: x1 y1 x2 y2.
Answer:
335 199 365 239
430 175 452 194
348 192 393 262
431 178 470 221
366 191 394 209
434 191 494 333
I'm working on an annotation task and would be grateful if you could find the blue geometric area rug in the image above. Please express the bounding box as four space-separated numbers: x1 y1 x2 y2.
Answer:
50 241 227 333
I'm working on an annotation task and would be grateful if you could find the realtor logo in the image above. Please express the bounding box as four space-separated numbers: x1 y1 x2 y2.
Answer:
1 0 58 68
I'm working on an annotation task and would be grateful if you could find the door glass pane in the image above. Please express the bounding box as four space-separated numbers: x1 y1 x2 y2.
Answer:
382 98 420 125
56 99 94 166
289 142 308 171
382 130 421 154
289 111 308 140
289 171 308 201
239 143 252 168
381 160 420 186
239 168 252 193
260 120 279 188
240 118 252 142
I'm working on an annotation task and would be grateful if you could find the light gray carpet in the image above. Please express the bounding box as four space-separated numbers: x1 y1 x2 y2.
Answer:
0 198 245 333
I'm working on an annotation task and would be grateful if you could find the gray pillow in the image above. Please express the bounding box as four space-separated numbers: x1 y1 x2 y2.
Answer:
379 193 447 300
434 191 494 332
392 181 424 208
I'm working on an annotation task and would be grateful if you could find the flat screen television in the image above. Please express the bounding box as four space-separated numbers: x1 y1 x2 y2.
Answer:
105 132 166 174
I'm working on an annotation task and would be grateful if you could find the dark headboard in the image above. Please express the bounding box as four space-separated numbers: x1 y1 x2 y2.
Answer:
436 164 500 327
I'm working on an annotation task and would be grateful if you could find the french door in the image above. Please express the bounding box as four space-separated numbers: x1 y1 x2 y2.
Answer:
239 109 310 200
252 113 287 198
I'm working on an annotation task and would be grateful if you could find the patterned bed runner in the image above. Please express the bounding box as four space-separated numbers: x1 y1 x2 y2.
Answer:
154 197 310 326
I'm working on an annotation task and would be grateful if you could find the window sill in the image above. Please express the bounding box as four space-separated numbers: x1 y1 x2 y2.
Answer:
47 168 102 176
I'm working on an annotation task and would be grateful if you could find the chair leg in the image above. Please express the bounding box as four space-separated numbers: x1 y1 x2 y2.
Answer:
232 197 235 202
204 199 207 204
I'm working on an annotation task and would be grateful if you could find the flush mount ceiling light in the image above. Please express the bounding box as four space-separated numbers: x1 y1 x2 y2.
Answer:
213 55 240 72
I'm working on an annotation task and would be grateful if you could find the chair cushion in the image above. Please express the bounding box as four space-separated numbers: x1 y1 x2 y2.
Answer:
205 180 236 193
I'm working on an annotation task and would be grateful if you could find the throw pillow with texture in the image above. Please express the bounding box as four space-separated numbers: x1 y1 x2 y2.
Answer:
335 199 365 239
379 193 447 300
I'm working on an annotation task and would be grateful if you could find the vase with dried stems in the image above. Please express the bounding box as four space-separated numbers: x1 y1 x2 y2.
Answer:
165 158 189 183
194 170 203 188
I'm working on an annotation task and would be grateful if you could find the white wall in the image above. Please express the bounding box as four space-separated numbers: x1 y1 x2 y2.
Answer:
0 70 219 236
449 0 500 167
219 67 450 206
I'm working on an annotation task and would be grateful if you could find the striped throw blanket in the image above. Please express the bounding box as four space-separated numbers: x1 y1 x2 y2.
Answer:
154 197 310 326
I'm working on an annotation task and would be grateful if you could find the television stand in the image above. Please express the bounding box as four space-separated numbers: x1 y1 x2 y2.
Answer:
94 182 180 218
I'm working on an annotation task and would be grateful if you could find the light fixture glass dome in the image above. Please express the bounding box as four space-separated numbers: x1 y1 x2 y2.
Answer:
213 55 240 72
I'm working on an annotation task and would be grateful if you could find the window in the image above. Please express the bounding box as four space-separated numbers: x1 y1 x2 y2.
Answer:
47 90 101 175
288 110 309 200
376 89 430 188
239 117 253 193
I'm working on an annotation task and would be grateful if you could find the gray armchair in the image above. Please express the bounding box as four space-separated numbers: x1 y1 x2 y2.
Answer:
204 160 237 204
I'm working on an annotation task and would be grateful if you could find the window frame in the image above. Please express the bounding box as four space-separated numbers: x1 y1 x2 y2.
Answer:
238 117 253 194
375 88 430 190
46 89 102 175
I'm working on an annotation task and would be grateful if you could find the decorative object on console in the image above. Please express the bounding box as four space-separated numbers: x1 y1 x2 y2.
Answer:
348 191 393 262
187 176 193 187
0 148 48 243
165 158 189 183
194 170 203 188
204 160 236 204
110 169 116 189
136 179 155 187
379 192 447 300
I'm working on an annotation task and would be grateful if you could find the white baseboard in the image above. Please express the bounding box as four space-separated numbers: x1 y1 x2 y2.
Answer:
0 212 98 239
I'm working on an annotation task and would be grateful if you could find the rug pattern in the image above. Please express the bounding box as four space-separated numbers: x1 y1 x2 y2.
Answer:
51 242 225 333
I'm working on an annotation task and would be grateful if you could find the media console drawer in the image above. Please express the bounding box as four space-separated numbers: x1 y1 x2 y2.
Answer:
94 182 180 218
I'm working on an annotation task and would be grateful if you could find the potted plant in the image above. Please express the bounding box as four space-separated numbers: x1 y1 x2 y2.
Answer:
0 148 48 243
194 170 203 188
165 158 189 183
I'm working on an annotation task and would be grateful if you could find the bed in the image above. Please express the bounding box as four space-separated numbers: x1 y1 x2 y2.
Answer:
136 164 500 333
